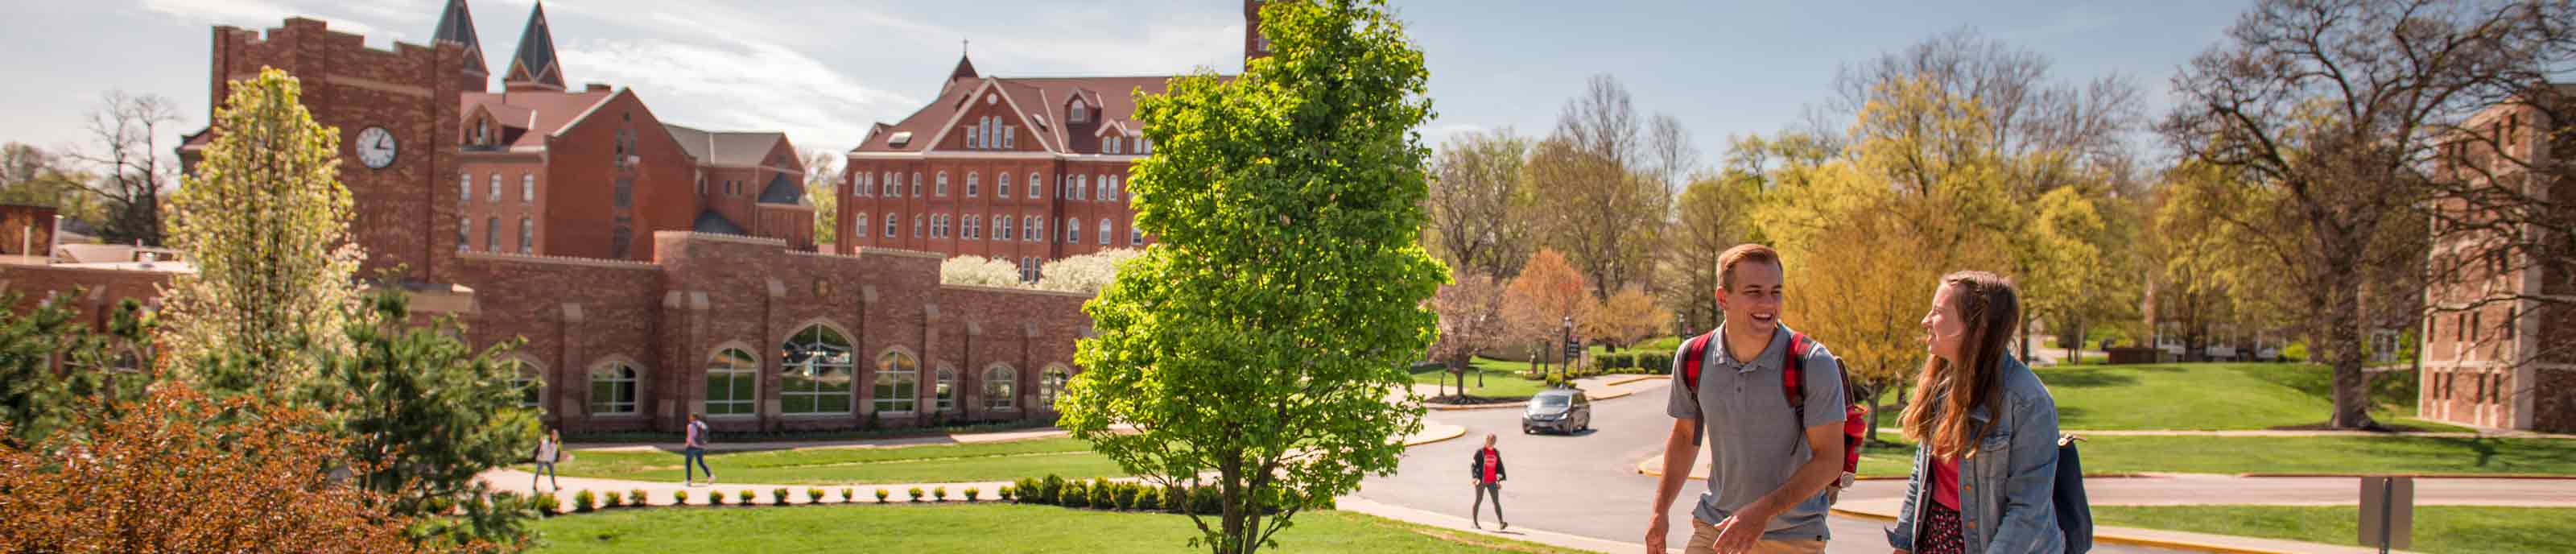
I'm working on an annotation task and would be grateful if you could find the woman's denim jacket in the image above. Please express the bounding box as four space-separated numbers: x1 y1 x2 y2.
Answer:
1885 355 2065 554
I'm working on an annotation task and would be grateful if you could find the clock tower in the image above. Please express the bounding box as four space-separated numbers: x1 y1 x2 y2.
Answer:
191 17 466 283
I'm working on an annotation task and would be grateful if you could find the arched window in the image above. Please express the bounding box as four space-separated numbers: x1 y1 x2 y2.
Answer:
1107 136 1121 155
911 172 922 196
1029 173 1042 198
1040 366 1071 408
884 213 898 238
1130 221 1143 246
1071 97 1090 122
984 365 1017 411
1065 217 1080 243
1072 175 1088 200
1106 176 1121 201
935 172 950 196
883 172 898 196
854 213 869 242
966 172 980 197
997 172 1013 198
507 358 542 409
1025 217 1042 242
707 347 758 416
1005 126 1016 149
1095 175 1110 201
518 217 533 254
589 362 639 415
994 215 1012 241
935 365 958 411
874 351 919 412
780 325 854 414
963 215 980 239
1098 218 1111 246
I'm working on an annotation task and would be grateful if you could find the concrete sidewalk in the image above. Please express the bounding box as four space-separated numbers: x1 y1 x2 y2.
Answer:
1335 496 1637 553
567 425 1078 453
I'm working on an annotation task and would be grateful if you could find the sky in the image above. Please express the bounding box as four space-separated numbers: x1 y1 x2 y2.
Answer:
0 0 2248 170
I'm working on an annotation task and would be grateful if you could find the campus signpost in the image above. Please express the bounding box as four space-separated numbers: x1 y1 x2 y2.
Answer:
2359 476 2414 553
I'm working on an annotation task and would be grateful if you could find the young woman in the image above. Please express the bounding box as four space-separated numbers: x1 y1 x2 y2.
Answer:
1887 271 2063 554
533 428 562 492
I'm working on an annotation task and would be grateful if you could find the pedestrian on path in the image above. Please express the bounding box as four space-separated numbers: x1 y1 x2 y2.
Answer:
1648 244 1847 554
683 412 716 486
531 428 562 492
1470 433 1509 530
1885 271 2068 554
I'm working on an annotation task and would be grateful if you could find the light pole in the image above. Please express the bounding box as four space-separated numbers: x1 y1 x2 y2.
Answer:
47 213 61 263
1560 316 1575 382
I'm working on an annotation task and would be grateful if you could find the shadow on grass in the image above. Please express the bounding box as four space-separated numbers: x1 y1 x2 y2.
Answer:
2033 368 2140 388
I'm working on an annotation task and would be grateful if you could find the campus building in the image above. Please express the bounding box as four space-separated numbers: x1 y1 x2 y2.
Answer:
833 1 1268 282
4 1 1108 434
2421 87 2576 432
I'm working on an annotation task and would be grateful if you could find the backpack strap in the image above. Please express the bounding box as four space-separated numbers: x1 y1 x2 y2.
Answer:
1680 331 1716 446
1783 332 1810 420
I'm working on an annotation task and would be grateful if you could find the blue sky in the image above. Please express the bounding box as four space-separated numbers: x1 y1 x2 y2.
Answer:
0 0 2244 167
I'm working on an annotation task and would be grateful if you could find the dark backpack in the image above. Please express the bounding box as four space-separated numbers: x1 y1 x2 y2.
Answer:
1680 330 1868 502
2055 436 2094 553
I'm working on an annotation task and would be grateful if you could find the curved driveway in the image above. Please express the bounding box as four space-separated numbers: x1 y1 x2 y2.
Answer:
1358 381 2174 553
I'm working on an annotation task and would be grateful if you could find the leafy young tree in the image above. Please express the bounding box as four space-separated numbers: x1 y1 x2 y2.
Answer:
1526 76 1670 297
0 143 106 227
803 149 840 246
942 254 1026 288
0 292 154 449
1037 248 1144 293
159 68 365 395
1057 2 1443 552
2161 0 2557 428
1660 173 1756 332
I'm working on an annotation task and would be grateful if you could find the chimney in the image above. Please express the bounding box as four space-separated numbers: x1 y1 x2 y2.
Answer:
586 83 611 93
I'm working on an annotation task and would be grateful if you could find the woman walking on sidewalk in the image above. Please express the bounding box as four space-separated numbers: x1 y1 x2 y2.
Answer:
1886 271 2064 554
532 428 563 492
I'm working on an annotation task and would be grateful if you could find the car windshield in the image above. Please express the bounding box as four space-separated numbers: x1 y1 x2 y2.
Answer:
1533 395 1571 408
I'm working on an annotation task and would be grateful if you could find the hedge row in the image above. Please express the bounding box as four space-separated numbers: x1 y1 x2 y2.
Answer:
1595 351 1674 374
1009 474 1319 515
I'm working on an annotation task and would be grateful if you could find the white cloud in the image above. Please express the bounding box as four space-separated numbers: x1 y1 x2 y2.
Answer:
559 37 913 154
140 0 388 40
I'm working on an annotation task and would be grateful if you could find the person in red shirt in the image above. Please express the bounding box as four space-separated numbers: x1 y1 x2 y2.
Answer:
1470 433 1509 530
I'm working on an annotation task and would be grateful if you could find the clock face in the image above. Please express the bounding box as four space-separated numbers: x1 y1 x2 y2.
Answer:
356 126 398 169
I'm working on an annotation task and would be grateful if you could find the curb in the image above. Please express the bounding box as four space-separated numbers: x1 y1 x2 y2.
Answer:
2237 472 2576 480
1632 457 2156 482
1825 508 2323 554
1405 422 1469 447
1425 400 1530 411
1601 374 1666 387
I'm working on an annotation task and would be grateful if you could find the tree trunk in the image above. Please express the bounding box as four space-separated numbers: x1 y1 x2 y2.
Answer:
2066 319 2083 366
2326 291 2376 429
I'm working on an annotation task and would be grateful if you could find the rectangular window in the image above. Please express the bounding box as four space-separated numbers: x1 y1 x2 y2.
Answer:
518 218 532 254
485 217 500 252
936 172 949 196
614 177 633 209
460 174 473 205
522 175 535 204
1005 126 1016 149
456 217 469 251
1026 217 1041 242
488 174 502 201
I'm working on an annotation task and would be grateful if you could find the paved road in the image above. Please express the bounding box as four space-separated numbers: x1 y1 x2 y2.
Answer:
1358 381 2174 553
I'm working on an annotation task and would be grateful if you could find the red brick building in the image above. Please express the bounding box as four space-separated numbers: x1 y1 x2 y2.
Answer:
2421 88 2576 432
9 2 1095 434
837 1 1266 281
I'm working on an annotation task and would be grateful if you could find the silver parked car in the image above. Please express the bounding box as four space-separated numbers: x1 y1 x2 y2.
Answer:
1521 388 1591 434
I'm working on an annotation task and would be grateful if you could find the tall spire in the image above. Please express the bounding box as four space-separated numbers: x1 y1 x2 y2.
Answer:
503 1 565 92
431 0 489 79
947 40 978 81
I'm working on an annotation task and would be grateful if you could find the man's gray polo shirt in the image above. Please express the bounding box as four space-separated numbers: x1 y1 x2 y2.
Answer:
1666 323 1845 542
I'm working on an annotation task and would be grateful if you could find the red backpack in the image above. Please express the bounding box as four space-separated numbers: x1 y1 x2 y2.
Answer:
1680 329 1869 501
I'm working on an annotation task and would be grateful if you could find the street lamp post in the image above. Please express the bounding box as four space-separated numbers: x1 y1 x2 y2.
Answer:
1560 316 1575 382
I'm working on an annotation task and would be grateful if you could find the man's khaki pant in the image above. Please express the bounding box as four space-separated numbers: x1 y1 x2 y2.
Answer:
1684 518 1827 554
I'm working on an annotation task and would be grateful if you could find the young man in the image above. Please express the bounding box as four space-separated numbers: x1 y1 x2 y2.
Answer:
1469 433 1509 531
683 412 715 486
1647 244 1848 554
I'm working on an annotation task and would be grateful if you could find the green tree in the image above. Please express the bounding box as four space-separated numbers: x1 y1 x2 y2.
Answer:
941 254 1026 288
1659 172 1757 332
1058 2 1442 552
0 143 107 228
159 68 364 395
0 292 154 449
1425 128 1533 279
311 283 541 547
803 149 840 246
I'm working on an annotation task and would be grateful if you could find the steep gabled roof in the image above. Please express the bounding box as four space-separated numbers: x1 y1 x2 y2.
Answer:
854 73 1210 155
664 124 789 167
458 89 615 148
502 2 565 91
758 172 804 205
692 209 748 236
431 0 489 76
947 52 979 81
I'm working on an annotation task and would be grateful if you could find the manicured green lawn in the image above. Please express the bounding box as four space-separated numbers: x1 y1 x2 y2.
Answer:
2033 362 2450 431
1845 434 2576 478
1414 358 1551 399
524 438 1132 485
530 502 1586 553
2091 506 2573 554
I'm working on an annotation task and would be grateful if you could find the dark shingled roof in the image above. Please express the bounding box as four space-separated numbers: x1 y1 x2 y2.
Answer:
758 172 804 205
691 210 747 236
663 124 788 167
503 2 564 90
431 0 488 76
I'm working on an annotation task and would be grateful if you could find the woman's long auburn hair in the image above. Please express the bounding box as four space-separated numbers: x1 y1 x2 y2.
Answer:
1900 271 2021 461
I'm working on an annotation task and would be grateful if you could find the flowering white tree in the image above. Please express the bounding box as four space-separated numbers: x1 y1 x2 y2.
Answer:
1036 249 1142 294
939 255 1024 288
